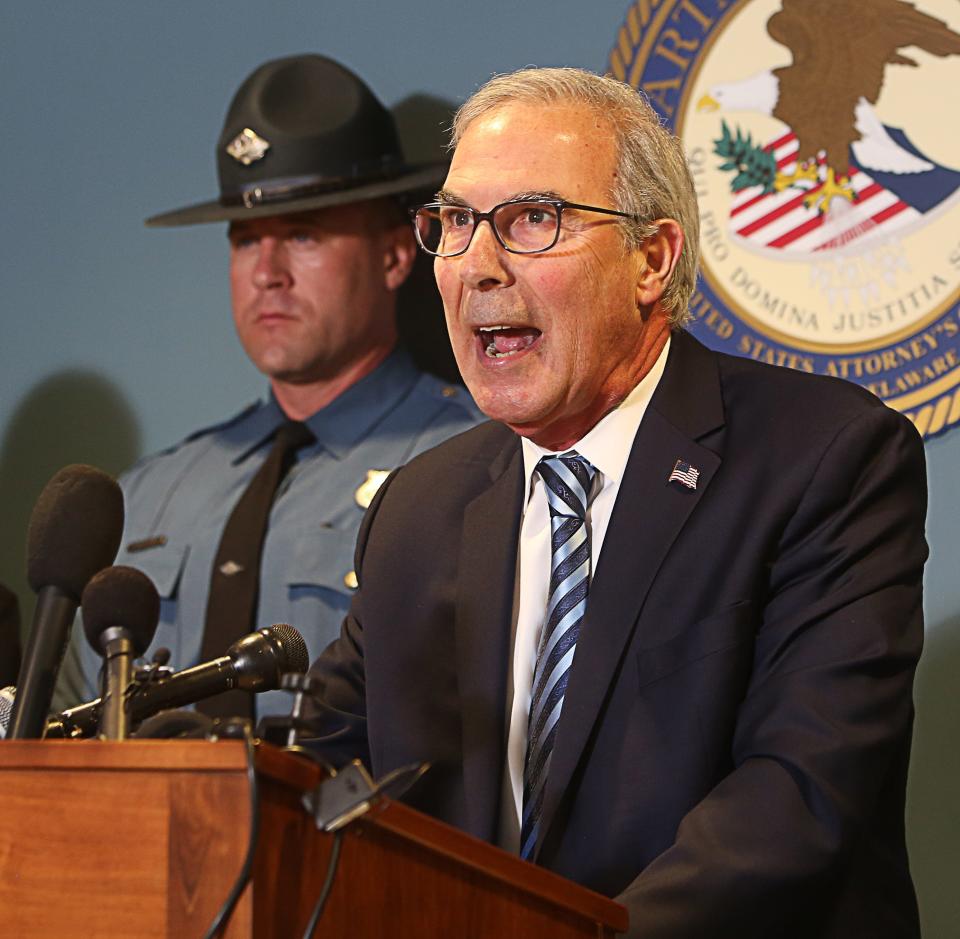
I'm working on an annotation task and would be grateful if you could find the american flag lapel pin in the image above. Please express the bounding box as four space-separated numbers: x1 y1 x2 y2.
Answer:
668 459 700 490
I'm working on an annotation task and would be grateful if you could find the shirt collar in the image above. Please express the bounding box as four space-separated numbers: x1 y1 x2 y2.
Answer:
234 346 421 464
520 335 671 501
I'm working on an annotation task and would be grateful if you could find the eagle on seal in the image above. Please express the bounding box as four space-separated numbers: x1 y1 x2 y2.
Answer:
700 0 960 214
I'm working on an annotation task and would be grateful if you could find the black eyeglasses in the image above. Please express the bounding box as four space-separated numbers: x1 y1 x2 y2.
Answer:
410 199 640 257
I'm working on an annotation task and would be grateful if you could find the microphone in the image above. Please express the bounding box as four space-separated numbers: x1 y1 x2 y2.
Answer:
8 465 124 739
0 686 15 739
48 624 308 738
82 566 160 740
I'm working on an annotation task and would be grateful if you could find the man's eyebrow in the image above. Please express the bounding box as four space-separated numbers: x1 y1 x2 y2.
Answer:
512 190 564 202
436 189 468 205
435 189 566 205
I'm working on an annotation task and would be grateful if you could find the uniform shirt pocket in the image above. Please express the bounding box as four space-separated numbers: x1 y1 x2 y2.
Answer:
285 527 358 602
118 538 189 600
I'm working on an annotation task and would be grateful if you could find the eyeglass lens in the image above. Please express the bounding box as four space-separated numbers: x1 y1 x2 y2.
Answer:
415 202 561 256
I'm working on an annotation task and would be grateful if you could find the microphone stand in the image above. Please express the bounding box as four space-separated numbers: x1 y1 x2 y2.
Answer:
98 626 135 740
8 586 78 739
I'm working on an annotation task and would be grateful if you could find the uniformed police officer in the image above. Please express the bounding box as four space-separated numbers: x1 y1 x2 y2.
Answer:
57 54 481 717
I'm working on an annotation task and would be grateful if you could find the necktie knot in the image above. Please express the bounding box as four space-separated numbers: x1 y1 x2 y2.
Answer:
274 420 315 454
535 452 597 522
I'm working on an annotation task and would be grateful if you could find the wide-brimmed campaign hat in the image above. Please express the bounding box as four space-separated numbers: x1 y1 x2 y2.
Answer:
146 54 446 227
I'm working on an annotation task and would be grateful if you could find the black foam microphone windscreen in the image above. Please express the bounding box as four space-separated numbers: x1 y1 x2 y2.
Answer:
82 566 160 657
26 465 125 599
82 565 160 739
9 465 124 739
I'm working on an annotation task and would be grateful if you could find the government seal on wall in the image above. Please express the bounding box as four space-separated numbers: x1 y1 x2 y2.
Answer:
609 0 960 438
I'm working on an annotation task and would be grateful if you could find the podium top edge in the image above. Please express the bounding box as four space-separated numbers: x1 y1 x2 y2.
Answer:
0 738 254 773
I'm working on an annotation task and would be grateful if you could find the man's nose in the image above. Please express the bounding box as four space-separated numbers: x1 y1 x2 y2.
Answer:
252 237 292 289
455 220 513 291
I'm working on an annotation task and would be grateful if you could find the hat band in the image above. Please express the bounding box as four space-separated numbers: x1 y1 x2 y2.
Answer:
221 167 407 209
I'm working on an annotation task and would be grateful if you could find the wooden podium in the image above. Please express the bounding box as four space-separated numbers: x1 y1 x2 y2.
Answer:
0 740 627 937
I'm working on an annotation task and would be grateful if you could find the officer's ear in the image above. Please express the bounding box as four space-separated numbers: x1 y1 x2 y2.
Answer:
383 223 417 292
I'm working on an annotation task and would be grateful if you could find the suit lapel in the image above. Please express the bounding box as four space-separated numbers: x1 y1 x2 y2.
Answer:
535 331 726 856
454 434 525 842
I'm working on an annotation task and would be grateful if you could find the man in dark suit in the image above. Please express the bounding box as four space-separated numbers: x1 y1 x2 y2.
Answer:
306 67 927 938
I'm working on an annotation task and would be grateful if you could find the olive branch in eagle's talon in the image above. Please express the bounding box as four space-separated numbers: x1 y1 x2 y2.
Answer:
713 120 778 195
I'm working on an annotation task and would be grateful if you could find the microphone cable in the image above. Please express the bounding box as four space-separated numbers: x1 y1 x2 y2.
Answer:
302 830 343 939
202 721 260 939
298 761 429 938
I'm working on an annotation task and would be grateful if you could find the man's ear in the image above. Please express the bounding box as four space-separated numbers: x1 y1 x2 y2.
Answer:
384 225 418 291
635 219 684 308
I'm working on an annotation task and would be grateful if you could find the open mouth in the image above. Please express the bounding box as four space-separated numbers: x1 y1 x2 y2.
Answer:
476 325 542 359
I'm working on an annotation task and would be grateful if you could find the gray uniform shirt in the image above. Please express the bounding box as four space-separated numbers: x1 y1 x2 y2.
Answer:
59 349 482 717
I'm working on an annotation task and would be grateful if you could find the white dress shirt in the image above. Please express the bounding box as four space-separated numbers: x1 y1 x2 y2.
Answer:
497 337 670 852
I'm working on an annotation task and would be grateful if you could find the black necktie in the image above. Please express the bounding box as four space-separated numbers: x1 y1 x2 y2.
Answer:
197 421 314 719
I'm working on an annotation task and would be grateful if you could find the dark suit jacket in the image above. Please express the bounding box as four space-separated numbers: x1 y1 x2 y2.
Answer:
307 330 927 938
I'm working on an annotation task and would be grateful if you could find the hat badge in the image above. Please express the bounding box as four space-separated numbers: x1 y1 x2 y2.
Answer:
226 127 271 166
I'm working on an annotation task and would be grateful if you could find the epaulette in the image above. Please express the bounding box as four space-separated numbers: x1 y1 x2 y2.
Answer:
119 401 266 486
180 400 261 444
133 401 262 463
420 375 482 417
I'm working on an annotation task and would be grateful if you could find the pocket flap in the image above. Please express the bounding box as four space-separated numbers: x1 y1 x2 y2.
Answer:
117 538 189 599
285 527 357 594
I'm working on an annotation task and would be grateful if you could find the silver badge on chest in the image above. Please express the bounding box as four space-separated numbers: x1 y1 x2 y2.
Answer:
354 469 391 509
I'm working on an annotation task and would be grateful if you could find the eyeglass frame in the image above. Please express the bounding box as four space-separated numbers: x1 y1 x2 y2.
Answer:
409 198 642 257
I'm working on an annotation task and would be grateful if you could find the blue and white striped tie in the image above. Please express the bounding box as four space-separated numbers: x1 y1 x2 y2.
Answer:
519 451 597 861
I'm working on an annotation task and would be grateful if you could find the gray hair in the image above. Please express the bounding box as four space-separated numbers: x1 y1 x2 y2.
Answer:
450 67 699 326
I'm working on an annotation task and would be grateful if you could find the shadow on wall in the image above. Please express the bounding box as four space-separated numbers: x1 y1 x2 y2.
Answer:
907 616 960 938
393 93 463 386
0 370 142 646
393 92 456 165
